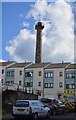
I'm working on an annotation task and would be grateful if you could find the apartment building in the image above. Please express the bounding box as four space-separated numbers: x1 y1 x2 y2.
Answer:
0 61 76 99
65 64 76 97
44 63 70 98
0 62 32 91
24 63 50 99
0 61 16 87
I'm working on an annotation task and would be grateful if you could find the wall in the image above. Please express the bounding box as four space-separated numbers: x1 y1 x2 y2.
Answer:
44 68 65 98
2 90 38 113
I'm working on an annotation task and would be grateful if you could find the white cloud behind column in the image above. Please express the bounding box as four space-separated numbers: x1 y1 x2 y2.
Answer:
6 0 74 63
6 29 35 62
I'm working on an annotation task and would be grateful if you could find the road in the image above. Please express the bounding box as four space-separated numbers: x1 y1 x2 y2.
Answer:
1 113 76 120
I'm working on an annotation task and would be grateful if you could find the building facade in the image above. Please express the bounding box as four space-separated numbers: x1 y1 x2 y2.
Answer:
65 64 76 98
0 61 76 99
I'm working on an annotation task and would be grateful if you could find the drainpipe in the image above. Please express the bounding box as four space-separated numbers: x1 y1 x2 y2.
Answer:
42 68 45 98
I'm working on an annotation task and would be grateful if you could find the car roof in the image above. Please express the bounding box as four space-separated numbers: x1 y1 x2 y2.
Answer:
48 98 55 100
16 100 41 102
41 97 56 100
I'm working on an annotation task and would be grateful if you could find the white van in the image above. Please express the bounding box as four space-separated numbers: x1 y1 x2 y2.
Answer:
12 100 51 119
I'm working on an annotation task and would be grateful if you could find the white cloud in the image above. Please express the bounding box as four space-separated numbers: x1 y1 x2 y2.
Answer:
6 29 35 62
74 35 76 63
22 22 29 28
26 0 48 21
6 0 74 63
41 0 74 62
0 59 6 62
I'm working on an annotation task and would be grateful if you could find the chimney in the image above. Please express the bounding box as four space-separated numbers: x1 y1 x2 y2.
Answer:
35 22 44 63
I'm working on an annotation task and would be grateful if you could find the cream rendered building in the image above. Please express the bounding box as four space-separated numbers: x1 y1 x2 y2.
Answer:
0 61 76 99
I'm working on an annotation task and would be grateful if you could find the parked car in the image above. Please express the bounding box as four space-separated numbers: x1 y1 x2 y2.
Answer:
12 100 51 119
40 98 66 115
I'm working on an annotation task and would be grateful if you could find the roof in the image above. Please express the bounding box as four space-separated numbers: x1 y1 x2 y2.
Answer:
45 63 70 69
0 61 15 66
8 62 32 68
26 63 50 68
1 61 76 69
65 64 76 69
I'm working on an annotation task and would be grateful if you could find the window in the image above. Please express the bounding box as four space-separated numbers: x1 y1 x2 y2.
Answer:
69 84 72 89
66 73 75 79
66 84 69 89
25 72 33 77
2 69 4 74
48 73 50 77
7 81 13 86
45 73 48 78
39 71 41 76
20 71 22 75
8 81 14 86
44 83 48 88
50 83 53 88
27 82 33 87
19 81 22 85
10 81 13 85
1 79 4 84
50 72 53 78
59 72 63 77
11 71 14 76
66 84 75 89
6 81 10 85
59 82 63 88
24 82 33 87
66 73 69 78
71 84 75 89
69 84 75 89
30 82 33 87
7 71 14 76
48 83 50 88
24 82 27 87
27 82 30 87
71 73 75 78
15 101 29 107
69 73 72 78
38 82 41 86
25 72 29 77
7 72 10 76
44 83 53 88
45 72 53 78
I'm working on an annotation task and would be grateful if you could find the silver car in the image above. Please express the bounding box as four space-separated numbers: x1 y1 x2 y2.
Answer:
12 100 51 119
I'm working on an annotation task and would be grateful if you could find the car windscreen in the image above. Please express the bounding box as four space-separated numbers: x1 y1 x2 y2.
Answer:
31 101 44 106
53 99 63 105
40 99 52 103
15 101 29 107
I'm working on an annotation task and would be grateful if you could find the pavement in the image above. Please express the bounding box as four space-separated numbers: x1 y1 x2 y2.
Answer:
1 114 14 120
50 113 76 120
1 113 76 120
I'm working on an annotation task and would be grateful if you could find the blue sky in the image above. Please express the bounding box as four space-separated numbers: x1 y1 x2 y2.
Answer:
2 2 34 61
2 0 76 2
1 0 76 63
0 2 2 61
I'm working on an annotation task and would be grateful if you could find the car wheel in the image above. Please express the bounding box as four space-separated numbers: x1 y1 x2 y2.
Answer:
53 109 56 115
46 111 50 119
34 113 38 120
63 109 66 114
14 117 18 120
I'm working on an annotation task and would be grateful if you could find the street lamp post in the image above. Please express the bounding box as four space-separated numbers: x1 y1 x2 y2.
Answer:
74 73 76 100
42 69 45 98
17 84 19 91
29 72 32 93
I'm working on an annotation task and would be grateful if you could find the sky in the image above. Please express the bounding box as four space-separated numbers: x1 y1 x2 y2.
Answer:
1 0 76 2
1 0 76 63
